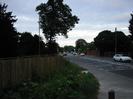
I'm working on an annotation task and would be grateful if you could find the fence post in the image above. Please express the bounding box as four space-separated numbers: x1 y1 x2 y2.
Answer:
108 90 115 99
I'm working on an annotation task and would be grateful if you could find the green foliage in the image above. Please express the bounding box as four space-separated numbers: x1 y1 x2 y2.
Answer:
44 72 99 99
129 12 133 58
0 3 18 58
36 0 79 42
94 30 114 52
115 31 131 52
75 39 88 53
45 41 59 54
58 47 64 53
88 42 96 50
63 45 75 52
94 30 132 55
0 60 99 99
129 13 133 40
131 43 133 58
18 32 45 56
18 32 60 55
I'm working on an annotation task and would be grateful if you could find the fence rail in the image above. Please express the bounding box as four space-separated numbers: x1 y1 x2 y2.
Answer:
0 55 64 89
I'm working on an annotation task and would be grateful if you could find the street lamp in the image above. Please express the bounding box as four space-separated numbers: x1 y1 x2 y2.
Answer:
115 27 117 54
38 16 41 56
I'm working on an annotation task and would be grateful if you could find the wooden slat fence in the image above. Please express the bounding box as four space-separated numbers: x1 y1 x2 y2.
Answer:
0 55 65 89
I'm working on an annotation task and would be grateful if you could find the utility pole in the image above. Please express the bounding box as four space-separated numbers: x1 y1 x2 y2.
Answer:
115 27 117 54
38 16 41 56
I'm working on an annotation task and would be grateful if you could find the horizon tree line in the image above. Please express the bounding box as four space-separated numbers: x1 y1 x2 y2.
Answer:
0 0 79 58
0 2 133 58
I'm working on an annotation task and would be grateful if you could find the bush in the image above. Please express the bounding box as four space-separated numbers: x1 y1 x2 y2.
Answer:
44 72 99 99
0 60 99 99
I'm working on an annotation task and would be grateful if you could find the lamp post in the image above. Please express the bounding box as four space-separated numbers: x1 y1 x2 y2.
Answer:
115 27 117 54
38 16 41 56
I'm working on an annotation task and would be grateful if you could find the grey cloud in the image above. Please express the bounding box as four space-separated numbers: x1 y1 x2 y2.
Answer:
1 0 132 46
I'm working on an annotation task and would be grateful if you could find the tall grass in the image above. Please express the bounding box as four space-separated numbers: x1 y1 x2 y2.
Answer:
0 56 99 99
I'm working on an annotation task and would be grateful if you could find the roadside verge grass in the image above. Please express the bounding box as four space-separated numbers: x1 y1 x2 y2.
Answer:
0 58 99 99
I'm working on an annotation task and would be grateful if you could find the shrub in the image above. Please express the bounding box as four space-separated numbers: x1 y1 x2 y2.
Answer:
0 60 99 99
44 72 99 99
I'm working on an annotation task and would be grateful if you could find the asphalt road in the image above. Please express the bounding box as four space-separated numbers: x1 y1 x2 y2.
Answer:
65 54 133 99
66 54 133 79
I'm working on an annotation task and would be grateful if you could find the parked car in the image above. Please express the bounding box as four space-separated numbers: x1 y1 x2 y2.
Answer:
113 54 132 62
80 53 85 56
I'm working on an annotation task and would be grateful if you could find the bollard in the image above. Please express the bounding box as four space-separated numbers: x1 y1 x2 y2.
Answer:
108 90 115 99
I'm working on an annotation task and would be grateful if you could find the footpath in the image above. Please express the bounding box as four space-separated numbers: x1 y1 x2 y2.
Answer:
88 68 133 99
67 56 133 99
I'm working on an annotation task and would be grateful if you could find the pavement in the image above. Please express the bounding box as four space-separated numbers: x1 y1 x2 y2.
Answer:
66 55 133 99
86 67 133 99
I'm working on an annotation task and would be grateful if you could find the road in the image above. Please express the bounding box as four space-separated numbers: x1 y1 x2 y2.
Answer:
65 54 133 99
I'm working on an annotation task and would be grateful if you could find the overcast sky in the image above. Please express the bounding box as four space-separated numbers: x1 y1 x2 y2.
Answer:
1 0 133 47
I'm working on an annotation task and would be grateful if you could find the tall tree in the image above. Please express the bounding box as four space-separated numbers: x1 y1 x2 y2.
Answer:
33 34 45 54
18 32 45 56
94 30 114 55
128 13 133 57
88 41 96 50
36 0 79 42
45 40 59 54
94 30 131 56
75 39 88 53
114 31 131 52
64 45 75 52
129 13 133 40
18 32 34 55
0 3 18 58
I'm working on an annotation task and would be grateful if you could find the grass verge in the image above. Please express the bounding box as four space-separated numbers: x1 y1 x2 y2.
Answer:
0 58 99 99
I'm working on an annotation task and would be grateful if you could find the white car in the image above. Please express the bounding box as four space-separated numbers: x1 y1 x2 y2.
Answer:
80 53 85 56
113 54 132 62
73 52 77 55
